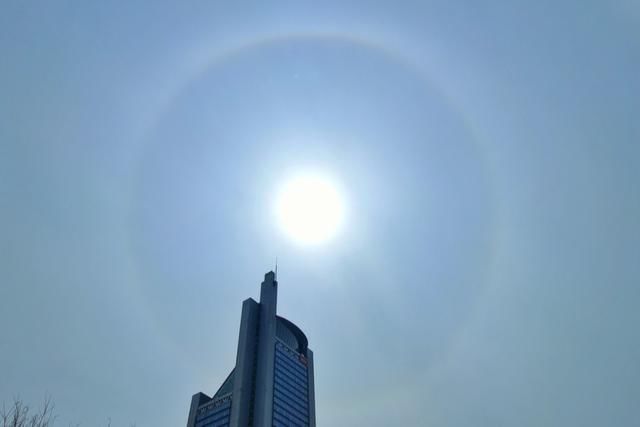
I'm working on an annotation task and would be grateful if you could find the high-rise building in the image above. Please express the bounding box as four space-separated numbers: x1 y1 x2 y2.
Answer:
186 271 316 427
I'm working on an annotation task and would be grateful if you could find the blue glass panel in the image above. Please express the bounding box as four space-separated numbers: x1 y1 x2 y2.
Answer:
273 342 309 426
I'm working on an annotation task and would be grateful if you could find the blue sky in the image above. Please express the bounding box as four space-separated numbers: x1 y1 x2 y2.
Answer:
1 1 639 426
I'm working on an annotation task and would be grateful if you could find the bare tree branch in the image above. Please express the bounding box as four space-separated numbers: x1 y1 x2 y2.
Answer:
1 397 54 427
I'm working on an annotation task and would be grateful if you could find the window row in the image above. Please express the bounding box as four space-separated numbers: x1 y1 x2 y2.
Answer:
275 359 308 387
274 369 308 394
274 377 309 404
195 407 230 427
198 397 232 415
274 394 308 423
274 369 308 397
274 353 308 381
273 400 309 427
275 341 306 364
275 350 308 377
274 379 308 409
274 388 308 418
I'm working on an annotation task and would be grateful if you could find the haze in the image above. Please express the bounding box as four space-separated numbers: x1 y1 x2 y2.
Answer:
1 2 639 426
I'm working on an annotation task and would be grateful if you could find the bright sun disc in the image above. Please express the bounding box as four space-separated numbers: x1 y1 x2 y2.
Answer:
275 173 345 245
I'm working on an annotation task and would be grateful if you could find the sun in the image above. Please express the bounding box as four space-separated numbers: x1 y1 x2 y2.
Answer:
275 172 346 245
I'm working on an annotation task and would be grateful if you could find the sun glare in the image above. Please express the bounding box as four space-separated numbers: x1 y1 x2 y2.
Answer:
275 173 346 245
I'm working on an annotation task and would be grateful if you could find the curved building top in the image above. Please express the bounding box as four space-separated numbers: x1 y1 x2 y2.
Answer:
276 315 309 355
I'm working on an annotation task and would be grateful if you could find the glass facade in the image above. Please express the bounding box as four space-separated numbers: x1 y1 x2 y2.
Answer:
273 340 310 427
195 396 232 427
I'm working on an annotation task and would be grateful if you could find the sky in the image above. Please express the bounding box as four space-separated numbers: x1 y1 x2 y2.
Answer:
1 1 639 426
